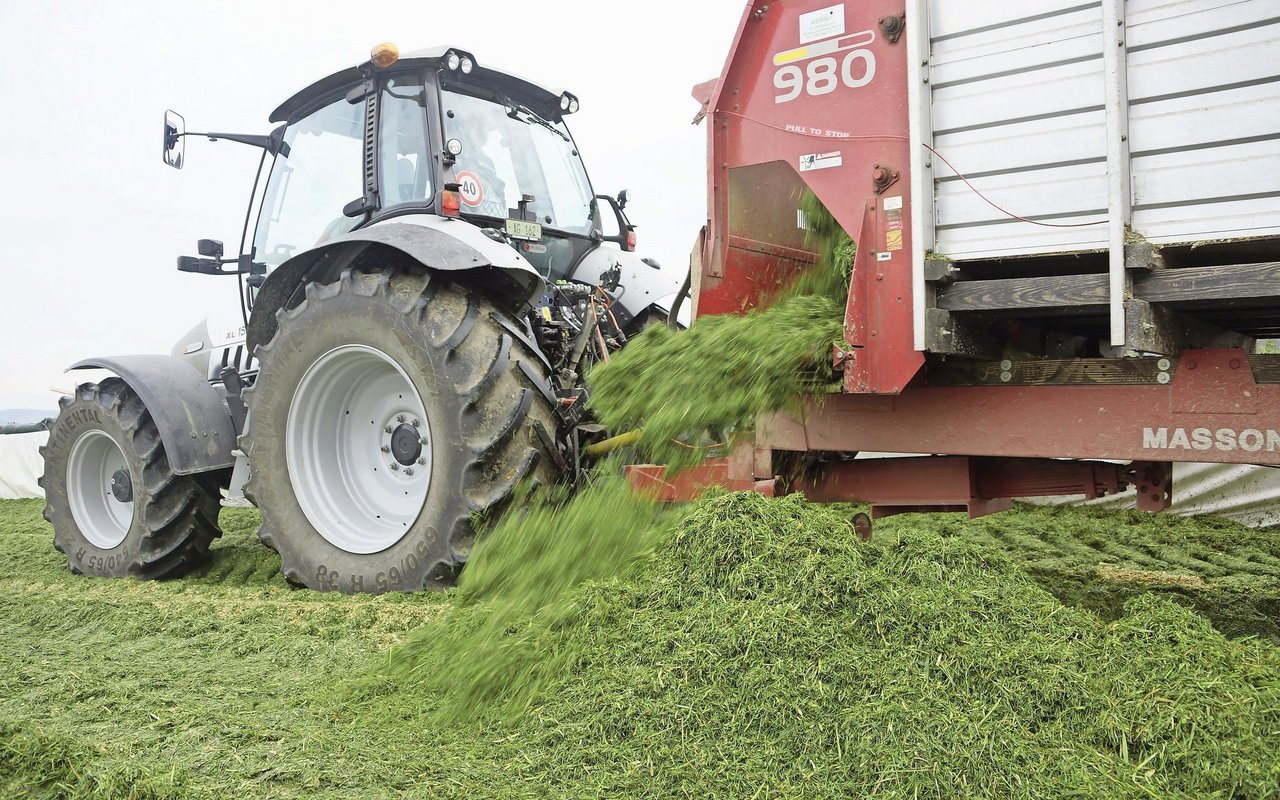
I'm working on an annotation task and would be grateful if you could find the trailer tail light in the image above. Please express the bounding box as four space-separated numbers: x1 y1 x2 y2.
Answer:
441 189 461 217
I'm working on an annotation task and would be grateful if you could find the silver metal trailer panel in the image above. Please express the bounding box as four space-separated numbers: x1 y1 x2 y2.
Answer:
909 0 1280 347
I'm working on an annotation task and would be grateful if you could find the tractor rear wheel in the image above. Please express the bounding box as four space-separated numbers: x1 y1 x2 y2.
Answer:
40 378 224 578
242 269 564 593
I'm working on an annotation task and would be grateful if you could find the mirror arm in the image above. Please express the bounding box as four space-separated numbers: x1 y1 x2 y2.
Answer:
183 131 276 153
177 254 261 276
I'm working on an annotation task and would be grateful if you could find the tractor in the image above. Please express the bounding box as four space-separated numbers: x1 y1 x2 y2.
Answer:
40 44 682 593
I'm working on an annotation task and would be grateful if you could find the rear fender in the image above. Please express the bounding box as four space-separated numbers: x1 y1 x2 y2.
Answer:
246 217 546 351
67 355 236 475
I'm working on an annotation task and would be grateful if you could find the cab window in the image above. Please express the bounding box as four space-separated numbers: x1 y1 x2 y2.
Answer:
252 95 363 269
379 74 432 209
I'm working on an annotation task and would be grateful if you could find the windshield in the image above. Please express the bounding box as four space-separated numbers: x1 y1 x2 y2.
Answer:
441 81 595 236
252 95 363 269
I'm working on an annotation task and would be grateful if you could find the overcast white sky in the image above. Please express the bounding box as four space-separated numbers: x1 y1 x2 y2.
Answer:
0 1 744 410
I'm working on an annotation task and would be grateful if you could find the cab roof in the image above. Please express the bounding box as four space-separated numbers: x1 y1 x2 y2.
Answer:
269 46 567 123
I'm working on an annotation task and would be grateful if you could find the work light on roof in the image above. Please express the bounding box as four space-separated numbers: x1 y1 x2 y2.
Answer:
445 50 461 71
460 56 474 74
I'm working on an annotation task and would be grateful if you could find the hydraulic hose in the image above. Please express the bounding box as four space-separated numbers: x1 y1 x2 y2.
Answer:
584 429 641 458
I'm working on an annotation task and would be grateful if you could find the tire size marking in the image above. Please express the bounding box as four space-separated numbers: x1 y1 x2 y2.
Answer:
315 563 341 591
374 539 431 592
88 553 123 571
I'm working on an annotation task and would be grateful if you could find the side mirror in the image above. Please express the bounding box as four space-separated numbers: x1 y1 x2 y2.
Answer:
163 110 185 169
197 239 223 259
595 194 637 252
616 189 631 210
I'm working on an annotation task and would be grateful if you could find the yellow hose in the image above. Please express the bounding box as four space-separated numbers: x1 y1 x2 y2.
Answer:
584 429 641 458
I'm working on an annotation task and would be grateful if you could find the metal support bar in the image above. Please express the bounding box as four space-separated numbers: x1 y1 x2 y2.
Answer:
907 0 933 352
936 261 1280 314
1102 0 1132 346
790 456 1133 519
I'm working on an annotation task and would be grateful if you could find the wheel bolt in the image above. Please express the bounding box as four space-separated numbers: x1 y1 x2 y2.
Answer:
396 414 406 423
404 468 414 476
380 445 391 453
389 463 400 471
411 418 420 427
416 456 426 465
384 425 393 434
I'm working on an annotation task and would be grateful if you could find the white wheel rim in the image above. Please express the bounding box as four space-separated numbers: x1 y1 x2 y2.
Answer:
66 429 133 549
286 344 432 554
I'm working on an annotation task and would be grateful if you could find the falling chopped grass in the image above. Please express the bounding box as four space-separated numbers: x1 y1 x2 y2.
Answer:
3 496 1280 797
587 298 842 467
588 192 852 467
375 464 686 725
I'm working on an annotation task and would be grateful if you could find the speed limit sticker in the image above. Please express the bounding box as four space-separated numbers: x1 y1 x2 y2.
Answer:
455 171 485 207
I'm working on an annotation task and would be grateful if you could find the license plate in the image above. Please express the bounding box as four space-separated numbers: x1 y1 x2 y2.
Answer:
505 219 542 242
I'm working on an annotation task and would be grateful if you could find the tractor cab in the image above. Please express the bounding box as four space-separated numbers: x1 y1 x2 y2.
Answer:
255 46 616 274
165 45 663 330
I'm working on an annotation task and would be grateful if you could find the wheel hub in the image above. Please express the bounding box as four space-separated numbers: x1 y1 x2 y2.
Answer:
110 469 133 503
66 429 134 550
286 344 433 554
390 423 423 466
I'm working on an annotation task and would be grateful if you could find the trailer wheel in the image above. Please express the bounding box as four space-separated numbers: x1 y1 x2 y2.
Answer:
243 270 564 593
40 379 224 579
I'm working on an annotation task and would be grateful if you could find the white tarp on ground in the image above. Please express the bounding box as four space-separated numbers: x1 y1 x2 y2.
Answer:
0 432 47 499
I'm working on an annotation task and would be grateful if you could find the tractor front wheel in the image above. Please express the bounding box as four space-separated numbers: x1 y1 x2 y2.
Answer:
40 379 224 578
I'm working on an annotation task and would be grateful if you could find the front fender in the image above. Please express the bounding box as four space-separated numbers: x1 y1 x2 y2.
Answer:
247 216 545 351
68 355 235 475
571 246 683 320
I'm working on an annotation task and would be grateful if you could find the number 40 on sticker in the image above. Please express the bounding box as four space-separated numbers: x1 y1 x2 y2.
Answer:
774 49 875 104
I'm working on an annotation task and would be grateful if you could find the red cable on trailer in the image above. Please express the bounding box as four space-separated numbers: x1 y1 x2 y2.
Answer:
922 144 1109 229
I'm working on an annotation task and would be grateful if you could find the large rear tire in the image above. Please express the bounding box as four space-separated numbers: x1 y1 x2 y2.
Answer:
40 379 224 579
243 269 565 593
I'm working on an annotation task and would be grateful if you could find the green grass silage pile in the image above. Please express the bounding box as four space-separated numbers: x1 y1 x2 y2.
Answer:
377 491 1280 798
966 502 1280 642
4 495 1280 798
